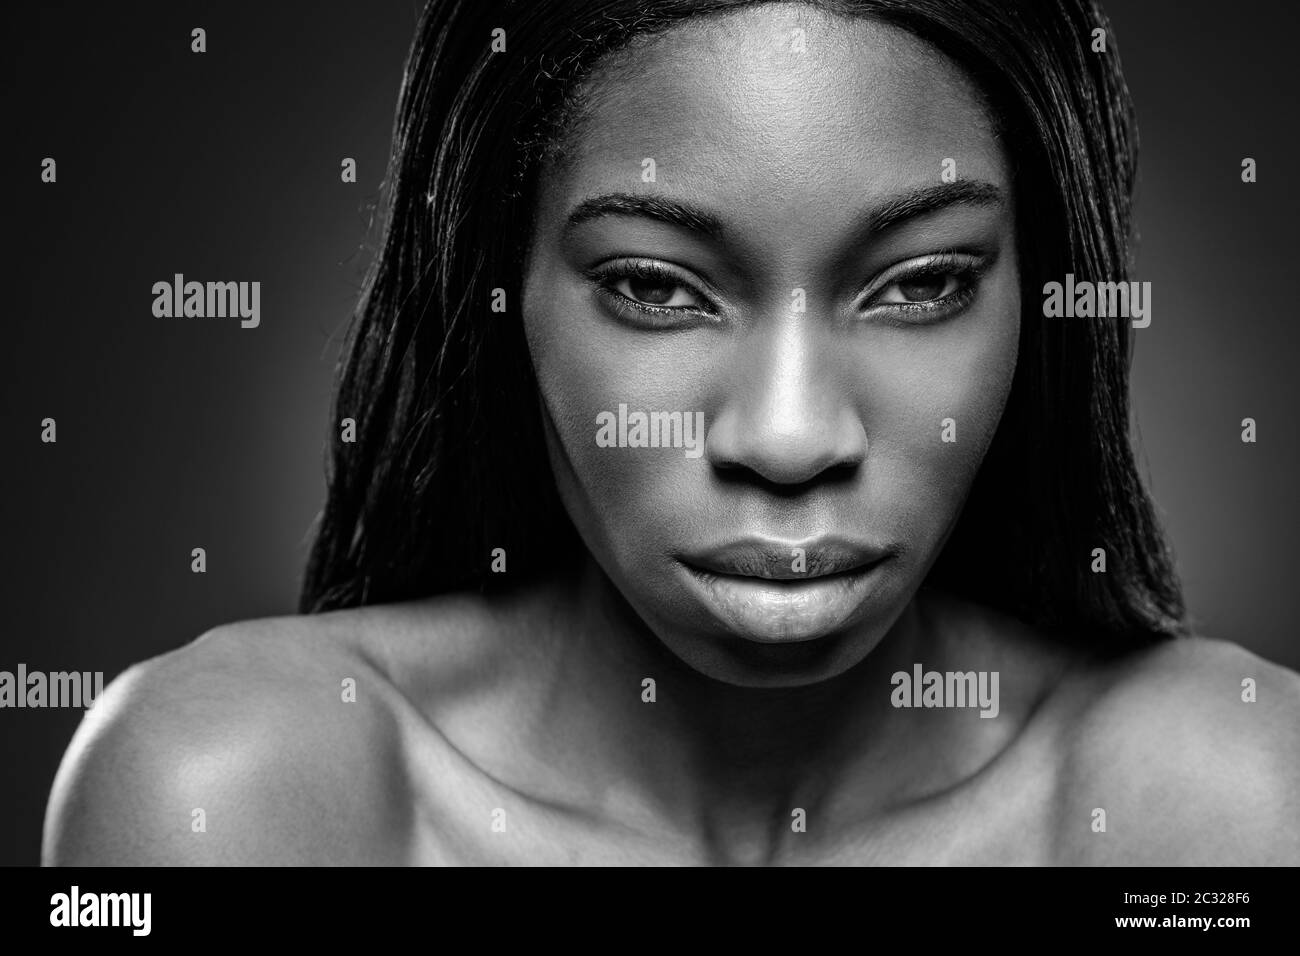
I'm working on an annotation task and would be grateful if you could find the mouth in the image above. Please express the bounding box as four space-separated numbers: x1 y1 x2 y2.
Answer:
678 537 894 644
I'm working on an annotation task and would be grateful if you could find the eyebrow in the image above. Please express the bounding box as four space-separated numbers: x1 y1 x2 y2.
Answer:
562 180 1005 243
564 193 726 241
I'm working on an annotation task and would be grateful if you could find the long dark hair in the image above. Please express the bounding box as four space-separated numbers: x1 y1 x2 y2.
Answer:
300 0 1186 645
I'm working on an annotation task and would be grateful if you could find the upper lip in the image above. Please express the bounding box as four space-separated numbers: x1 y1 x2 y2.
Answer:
680 536 892 581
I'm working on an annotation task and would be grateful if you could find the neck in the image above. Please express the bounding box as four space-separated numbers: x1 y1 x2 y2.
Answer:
527 556 947 841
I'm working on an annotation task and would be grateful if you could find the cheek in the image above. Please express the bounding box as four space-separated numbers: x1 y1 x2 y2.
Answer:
522 279 705 557
860 303 1020 528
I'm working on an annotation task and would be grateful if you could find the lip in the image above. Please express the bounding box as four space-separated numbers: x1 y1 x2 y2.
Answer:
678 537 893 643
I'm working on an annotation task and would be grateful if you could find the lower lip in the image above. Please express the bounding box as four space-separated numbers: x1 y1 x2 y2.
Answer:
681 560 888 644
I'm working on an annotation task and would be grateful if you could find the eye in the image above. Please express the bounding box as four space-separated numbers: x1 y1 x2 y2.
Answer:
876 273 962 304
613 272 705 309
857 251 993 321
589 259 717 319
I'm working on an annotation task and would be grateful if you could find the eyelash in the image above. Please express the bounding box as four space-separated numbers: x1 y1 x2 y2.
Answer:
858 251 991 322
588 260 717 323
587 252 991 325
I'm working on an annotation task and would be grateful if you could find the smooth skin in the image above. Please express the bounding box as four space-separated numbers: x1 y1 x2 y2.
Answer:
44 7 1300 866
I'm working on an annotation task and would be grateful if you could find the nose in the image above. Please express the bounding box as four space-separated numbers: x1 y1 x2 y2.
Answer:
705 312 868 486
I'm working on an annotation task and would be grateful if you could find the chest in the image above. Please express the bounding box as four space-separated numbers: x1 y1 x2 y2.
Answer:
397 758 1059 865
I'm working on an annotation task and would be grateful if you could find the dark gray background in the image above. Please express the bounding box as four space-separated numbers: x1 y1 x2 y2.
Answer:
4 1 1296 866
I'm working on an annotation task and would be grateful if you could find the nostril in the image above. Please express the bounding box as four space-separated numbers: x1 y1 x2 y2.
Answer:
707 426 867 489
705 399 868 487
711 458 863 498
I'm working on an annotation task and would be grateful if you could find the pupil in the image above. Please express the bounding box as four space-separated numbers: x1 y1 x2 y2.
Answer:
899 277 947 301
629 277 675 305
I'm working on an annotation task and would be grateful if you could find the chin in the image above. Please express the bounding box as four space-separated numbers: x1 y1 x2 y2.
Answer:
659 556 912 688
648 615 890 689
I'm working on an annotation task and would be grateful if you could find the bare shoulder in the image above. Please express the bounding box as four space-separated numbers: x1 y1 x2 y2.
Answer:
42 606 417 865
42 584 562 866
1047 635 1300 864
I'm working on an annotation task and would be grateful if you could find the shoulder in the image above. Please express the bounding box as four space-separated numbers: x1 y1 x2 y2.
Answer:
42 584 567 866
1048 635 1300 864
41 609 417 865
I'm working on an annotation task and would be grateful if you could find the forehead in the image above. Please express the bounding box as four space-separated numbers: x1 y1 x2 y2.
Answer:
538 5 1005 230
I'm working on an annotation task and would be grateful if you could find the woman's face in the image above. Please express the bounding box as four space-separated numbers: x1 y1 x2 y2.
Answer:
521 5 1020 687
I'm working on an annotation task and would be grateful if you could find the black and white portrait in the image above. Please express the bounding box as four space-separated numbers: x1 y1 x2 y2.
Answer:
7 0 1297 876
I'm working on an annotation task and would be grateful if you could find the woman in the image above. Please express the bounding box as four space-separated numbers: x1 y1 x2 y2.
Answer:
44 0 1299 865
